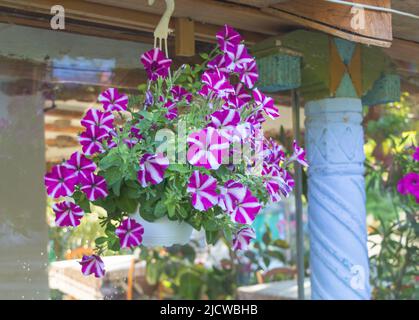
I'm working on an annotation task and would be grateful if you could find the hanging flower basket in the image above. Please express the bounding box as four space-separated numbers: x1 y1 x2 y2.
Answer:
44 24 308 278
132 211 193 247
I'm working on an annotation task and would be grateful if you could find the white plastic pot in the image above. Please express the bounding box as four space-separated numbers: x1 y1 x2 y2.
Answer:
131 211 193 247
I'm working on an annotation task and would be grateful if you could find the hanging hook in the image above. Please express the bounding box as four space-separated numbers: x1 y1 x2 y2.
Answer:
148 0 175 58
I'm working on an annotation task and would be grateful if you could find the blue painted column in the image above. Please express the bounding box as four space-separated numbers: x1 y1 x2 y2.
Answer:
305 98 370 300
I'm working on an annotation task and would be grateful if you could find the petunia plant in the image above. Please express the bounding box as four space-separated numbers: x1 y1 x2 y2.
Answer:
44 25 308 278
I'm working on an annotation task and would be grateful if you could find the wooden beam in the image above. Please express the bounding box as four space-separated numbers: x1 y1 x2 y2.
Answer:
263 0 392 47
45 123 83 134
0 0 268 44
45 109 84 119
226 0 291 8
46 136 79 148
175 18 195 57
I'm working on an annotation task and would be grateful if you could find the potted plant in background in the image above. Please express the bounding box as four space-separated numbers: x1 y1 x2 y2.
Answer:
44 25 308 278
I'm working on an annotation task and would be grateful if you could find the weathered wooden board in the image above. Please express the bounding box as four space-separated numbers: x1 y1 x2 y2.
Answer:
264 0 392 47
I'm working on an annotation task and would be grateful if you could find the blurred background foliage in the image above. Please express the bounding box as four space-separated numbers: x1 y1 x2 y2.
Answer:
363 92 418 300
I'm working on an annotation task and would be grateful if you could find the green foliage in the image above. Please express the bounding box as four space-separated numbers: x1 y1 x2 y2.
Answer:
244 225 289 270
364 94 418 300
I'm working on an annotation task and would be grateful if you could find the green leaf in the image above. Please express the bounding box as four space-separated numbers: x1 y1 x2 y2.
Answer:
154 200 167 219
167 164 190 174
272 239 290 249
99 153 121 170
178 270 202 300
72 191 91 213
262 227 272 246
167 204 176 219
95 237 107 245
115 195 138 213
101 167 123 186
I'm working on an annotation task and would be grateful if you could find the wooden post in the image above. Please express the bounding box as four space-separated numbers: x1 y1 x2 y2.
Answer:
175 18 195 57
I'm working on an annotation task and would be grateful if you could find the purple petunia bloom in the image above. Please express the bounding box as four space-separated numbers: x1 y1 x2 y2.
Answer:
53 201 84 227
79 125 108 156
170 86 192 104
123 127 144 149
224 95 247 110
187 171 219 211
413 147 419 162
397 172 419 203
208 109 240 141
218 180 247 212
216 24 242 52
226 44 253 72
263 138 285 167
262 165 291 202
253 88 279 119
145 90 154 107
234 83 252 103
63 152 97 181
140 48 172 81
245 109 266 128
115 218 144 248
187 127 230 170
137 153 169 187
98 88 128 112
229 188 261 225
79 255 105 278
44 165 78 199
163 100 178 120
289 140 308 167
239 60 258 89
207 54 232 74
232 227 256 251
81 108 114 132
80 173 108 201
200 69 234 99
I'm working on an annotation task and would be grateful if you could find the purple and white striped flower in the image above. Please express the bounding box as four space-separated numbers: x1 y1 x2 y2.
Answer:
79 126 108 156
218 180 247 212
208 109 240 141
137 153 169 187
234 83 252 103
79 255 105 278
44 165 78 199
223 95 246 110
232 227 256 251
163 100 178 120
216 24 242 52
63 152 97 181
98 88 128 112
263 139 285 167
226 44 253 71
263 165 294 200
200 69 234 98
245 109 266 128
140 48 172 81
239 60 258 89
229 188 261 225
262 165 284 202
81 108 114 132
53 201 84 227
207 54 232 74
187 127 230 170
187 171 219 211
80 173 108 201
288 140 308 167
253 88 279 119
115 218 144 248
170 86 192 104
